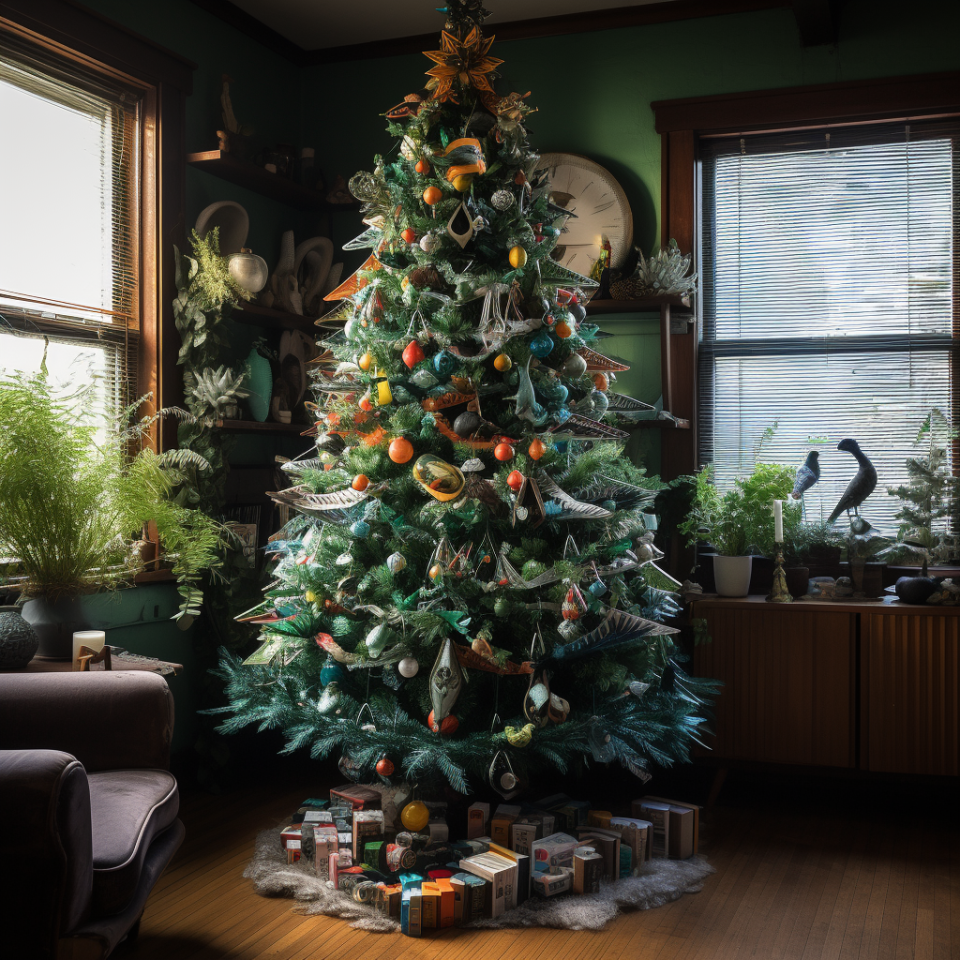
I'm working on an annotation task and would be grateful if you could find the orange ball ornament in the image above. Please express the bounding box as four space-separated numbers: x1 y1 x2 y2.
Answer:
359 394 374 412
352 474 370 492
593 373 609 391
528 438 546 460
493 353 512 372
423 185 443 205
401 228 417 244
427 711 460 735
494 442 515 462
389 437 414 463
358 352 374 371
507 469 524 491
416 158 431 175
376 757 395 777
555 320 573 339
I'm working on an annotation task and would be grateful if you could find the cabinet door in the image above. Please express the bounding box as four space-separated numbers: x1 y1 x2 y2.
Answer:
861 612 960 775
693 606 856 767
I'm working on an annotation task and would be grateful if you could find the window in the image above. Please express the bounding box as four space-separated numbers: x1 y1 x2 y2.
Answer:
0 33 140 420
698 122 957 533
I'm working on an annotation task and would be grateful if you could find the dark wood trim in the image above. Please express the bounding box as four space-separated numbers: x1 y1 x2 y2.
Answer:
187 0 308 66
0 0 194 92
652 70 960 136
199 0 788 65
789 0 836 47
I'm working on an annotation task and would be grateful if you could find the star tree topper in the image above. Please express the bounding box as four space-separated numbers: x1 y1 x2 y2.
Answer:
424 25 503 111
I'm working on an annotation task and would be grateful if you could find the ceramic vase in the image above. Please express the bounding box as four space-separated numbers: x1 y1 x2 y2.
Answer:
0 605 39 668
714 555 753 597
22 596 90 661
244 347 272 423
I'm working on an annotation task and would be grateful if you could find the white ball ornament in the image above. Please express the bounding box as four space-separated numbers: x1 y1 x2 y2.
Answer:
386 552 407 573
398 657 419 678
561 353 588 377
500 771 518 790
419 234 439 253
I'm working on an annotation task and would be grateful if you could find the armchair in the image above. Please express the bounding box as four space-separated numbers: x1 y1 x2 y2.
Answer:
0 671 185 959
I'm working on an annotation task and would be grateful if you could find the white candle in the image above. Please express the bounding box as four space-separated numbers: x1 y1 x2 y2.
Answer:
73 630 106 670
773 500 783 543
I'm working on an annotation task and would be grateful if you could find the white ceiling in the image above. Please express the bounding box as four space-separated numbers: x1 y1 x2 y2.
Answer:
229 0 679 51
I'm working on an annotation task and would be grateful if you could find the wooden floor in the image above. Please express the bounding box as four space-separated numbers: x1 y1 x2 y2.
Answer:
126 768 960 960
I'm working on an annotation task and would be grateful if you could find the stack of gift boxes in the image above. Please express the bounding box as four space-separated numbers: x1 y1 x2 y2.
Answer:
279 785 700 937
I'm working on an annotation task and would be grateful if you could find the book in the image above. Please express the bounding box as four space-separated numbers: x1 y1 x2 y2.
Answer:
530 832 580 875
420 881 440 929
574 827 621 881
531 866 573 897
467 802 490 840
490 804 522 846
587 810 614 829
352 810 384 861
639 796 701 855
638 802 671 859
401 884 422 937
458 852 517 918
666 806 695 860
375 883 401 918
329 784 381 810
451 871 486 924
433 877 456 927
487 841 530 905
573 850 603 894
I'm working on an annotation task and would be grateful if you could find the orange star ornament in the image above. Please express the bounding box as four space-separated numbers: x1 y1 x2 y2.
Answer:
423 27 503 110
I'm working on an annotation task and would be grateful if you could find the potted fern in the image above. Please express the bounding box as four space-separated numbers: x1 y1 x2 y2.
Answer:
0 366 229 659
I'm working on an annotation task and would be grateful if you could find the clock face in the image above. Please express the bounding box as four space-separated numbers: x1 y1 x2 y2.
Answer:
534 153 633 275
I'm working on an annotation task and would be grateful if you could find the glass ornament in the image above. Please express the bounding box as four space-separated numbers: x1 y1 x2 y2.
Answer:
350 520 371 538
227 249 269 293
491 189 514 210
433 350 457 376
386 552 406 573
529 331 553 358
561 352 588 377
400 800 430 832
365 624 396 658
398 656 419 678
413 454 466 501
424 537 455 586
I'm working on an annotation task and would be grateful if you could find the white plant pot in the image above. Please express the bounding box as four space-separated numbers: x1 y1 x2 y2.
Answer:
714 555 753 597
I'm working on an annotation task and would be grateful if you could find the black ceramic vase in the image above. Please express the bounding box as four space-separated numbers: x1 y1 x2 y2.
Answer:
22 596 90 661
0 605 39 668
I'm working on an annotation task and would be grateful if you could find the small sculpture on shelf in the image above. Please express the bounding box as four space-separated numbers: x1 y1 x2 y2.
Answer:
609 239 698 301
828 438 877 533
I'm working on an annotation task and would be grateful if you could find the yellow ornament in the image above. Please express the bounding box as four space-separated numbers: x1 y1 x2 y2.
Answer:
400 799 430 832
358 352 374 371
401 276 411 291
509 245 527 269
429 563 443 581
377 380 393 405
305 590 317 603
493 353 512 372
452 173 474 193
413 454 465 502
504 723 537 747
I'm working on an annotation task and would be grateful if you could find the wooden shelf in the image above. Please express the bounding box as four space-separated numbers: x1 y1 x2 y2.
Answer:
187 150 358 211
215 419 310 436
626 417 691 430
585 295 692 315
231 302 319 333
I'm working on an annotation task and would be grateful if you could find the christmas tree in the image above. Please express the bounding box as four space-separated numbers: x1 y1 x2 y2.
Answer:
213 0 717 799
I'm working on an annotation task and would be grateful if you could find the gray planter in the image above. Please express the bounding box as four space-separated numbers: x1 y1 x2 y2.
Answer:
22 596 91 661
0 606 39 668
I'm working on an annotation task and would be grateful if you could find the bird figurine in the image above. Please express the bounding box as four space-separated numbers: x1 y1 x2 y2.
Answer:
827 439 877 525
791 451 821 499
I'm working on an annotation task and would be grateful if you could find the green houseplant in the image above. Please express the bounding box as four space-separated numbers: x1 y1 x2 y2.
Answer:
0 365 230 658
679 464 797 595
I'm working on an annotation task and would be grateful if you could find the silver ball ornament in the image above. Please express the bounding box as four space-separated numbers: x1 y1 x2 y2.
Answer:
561 353 588 377
398 657 419 678
558 619 581 640
386 552 406 573
491 189 514 211
419 234 438 253
500 772 518 790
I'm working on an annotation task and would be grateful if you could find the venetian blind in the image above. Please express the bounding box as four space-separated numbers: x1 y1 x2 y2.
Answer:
699 121 958 535
0 33 140 416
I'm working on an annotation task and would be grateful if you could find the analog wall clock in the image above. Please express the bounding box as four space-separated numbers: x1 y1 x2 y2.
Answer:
534 153 633 275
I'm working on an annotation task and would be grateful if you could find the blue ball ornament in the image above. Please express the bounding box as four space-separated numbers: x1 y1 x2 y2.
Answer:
320 660 346 686
529 331 554 358
433 350 457 376
350 519 371 538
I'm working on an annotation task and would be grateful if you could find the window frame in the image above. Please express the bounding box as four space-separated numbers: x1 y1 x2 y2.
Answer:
651 70 960 481
0 0 194 451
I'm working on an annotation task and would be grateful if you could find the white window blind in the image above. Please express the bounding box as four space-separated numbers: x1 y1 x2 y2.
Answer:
699 122 957 534
0 34 140 418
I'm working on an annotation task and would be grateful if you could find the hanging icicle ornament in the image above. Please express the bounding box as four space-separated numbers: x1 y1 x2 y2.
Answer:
428 637 464 731
425 536 456 585
356 702 377 733
489 750 520 798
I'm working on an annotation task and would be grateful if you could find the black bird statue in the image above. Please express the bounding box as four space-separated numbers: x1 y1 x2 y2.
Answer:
791 451 821 500
827 438 877 525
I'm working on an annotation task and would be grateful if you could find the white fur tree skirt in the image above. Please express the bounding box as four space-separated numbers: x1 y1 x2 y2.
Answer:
244 826 715 933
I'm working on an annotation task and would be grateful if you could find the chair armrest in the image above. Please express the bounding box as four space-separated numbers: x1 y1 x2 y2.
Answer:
0 749 93 956
0 672 174 771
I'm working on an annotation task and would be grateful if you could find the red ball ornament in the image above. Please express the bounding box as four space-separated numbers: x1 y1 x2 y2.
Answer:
562 586 582 621
401 228 417 244
389 437 414 463
376 757 395 777
358 395 374 412
528 438 546 460
352 474 370 492
427 710 460 735
416 158 431 175
507 470 524 491
494 442 515 462
402 340 426 369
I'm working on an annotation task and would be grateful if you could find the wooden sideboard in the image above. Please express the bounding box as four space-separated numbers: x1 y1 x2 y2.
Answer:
691 596 960 776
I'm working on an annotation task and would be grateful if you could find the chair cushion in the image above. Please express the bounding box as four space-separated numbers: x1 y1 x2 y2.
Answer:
88 768 179 916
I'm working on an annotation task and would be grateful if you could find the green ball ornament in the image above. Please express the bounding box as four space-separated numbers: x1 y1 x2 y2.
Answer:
494 596 510 617
400 799 430 832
